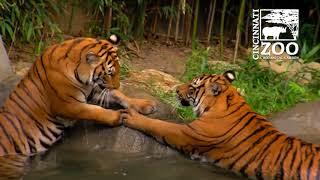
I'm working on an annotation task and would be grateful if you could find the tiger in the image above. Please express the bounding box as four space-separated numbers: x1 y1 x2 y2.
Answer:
121 71 320 180
0 35 156 156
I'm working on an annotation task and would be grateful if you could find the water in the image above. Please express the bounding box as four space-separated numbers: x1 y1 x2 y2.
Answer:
0 123 245 180
25 151 242 180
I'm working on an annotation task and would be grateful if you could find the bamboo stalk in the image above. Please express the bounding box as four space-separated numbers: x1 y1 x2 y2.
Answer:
192 0 199 49
220 0 228 61
233 0 246 63
174 0 181 42
206 0 216 45
166 0 175 43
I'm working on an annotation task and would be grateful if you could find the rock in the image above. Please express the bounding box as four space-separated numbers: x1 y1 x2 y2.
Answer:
0 36 14 81
208 60 241 71
12 61 33 77
270 101 320 143
0 75 20 106
127 69 182 93
258 59 303 75
258 59 320 84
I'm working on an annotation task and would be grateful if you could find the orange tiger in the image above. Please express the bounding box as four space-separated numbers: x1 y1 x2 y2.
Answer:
121 71 320 180
0 35 156 156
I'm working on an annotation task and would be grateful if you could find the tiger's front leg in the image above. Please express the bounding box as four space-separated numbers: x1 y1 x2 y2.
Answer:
110 89 157 115
56 102 121 126
121 109 198 152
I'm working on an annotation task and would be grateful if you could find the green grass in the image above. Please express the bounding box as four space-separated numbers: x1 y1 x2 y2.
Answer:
157 47 320 121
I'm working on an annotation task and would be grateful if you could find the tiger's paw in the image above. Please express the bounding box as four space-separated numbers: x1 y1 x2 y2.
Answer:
120 108 144 128
129 99 157 115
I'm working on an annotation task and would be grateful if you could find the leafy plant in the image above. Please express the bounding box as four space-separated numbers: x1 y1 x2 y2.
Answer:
0 0 63 51
300 41 320 62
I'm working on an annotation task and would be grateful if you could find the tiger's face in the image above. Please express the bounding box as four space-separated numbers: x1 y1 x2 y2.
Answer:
176 71 236 116
74 36 120 90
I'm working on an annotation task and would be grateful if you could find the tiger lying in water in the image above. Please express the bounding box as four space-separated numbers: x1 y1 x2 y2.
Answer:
121 71 320 180
0 35 156 156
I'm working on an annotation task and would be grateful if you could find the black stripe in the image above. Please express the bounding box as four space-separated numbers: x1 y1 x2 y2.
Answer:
68 95 85 103
0 141 8 154
78 41 102 60
2 114 26 151
2 112 36 153
39 55 74 103
239 134 282 177
278 137 294 180
212 115 257 148
74 68 84 84
228 129 277 170
307 154 314 180
213 112 253 138
289 144 298 176
8 96 52 142
0 120 13 145
39 139 51 149
46 126 60 138
62 38 86 59
39 55 59 95
97 44 108 55
220 102 246 118
33 62 46 90
316 157 320 180
47 44 59 62
35 123 54 142
12 139 22 154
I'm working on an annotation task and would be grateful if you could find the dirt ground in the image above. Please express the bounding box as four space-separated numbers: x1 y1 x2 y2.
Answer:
126 41 190 78
8 40 192 78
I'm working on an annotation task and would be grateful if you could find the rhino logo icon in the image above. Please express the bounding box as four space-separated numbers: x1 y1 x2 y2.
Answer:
260 9 298 41
262 26 287 40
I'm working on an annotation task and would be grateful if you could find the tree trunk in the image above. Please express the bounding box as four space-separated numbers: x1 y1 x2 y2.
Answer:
206 1 213 33
104 1 113 35
233 0 246 63
166 0 175 43
313 0 320 46
220 0 228 61
174 0 181 42
185 0 193 46
133 0 147 39
206 0 216 45
192 0 199 49
152 15 158 34
152 1 160 35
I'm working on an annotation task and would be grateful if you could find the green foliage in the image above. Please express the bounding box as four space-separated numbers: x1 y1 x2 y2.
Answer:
300 41 320 62
85 0 131 40
0 0 62 51
299 23 320 62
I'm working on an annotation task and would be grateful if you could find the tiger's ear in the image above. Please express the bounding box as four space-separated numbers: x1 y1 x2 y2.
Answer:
223 70 236 83
211 82 222 96
108 34 120 45
86 52 99 64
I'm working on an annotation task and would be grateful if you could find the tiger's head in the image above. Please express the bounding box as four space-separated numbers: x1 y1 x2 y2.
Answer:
73 35 121 90
176 71 244 116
